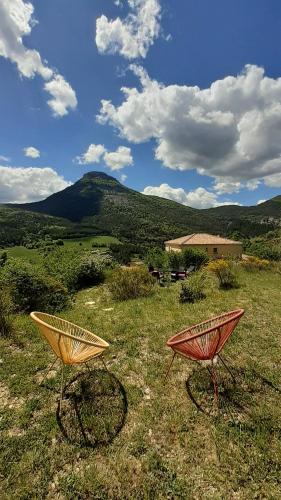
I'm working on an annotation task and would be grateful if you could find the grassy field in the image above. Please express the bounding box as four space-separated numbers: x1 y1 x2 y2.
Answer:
1 269 281 498
3 236 120 263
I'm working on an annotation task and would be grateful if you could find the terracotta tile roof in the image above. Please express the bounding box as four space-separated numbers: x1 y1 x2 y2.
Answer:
165 233 242 245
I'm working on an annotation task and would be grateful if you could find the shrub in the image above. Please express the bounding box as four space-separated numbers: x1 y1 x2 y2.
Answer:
0 258 69 312
207 259 240 289
110 243 133 265
179 271 206 303
241 255 270 271
182 248 209 270
43 249 112 291
146 247 170 272
167 251 183 271
243 240 281 261
75 253 110 289
108 266 155 301
0 251 7 267
0 287 14 337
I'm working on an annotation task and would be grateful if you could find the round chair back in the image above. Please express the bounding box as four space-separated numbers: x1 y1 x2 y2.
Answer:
167 309 244 361
30 312 109 365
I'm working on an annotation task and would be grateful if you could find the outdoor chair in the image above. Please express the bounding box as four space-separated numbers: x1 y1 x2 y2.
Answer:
30 312 110 403
185 265 195 275
165 309 244 405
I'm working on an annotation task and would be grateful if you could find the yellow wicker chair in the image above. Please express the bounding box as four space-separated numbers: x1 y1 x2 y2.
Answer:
30 312 110 402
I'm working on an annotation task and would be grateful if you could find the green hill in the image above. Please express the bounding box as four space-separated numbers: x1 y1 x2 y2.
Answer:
1 172 281 247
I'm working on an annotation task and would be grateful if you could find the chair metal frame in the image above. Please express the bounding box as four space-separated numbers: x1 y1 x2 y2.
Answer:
30 312 110 403
165 309 244 406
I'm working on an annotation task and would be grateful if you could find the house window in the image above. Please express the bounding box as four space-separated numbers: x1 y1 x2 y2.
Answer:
213 247 218 254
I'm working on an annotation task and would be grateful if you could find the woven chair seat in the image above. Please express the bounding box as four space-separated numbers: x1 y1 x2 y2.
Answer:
30 312 109 365
167 309 244 361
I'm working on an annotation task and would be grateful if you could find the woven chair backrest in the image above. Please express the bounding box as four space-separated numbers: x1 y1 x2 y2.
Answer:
170 309 244 361
30 312 108 364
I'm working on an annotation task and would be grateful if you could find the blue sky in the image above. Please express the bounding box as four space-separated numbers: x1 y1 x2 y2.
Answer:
1 0 281 207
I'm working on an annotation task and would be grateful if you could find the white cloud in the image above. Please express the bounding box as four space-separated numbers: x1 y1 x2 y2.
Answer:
97 64 281 184
104 146 133 170
75 144 133 170
121 173 127 182
142 183 241 209
0 0 77 117
213 177 260 195
213 179 241 195
23 146 40 158
44 75 77 117
95 0 161 59
0 0 52 79
0 165 71 203
257 199 267 205
264 172 281 188
0 155 10 162
246 179 260 191
76 144 106 165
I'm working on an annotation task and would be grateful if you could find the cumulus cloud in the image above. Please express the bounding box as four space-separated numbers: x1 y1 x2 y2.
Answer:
0 165 71 203
44 75 78 117
263 172 281 188
104 146 133 170
213 179 241 195
0 0 52 79
95 0 161 59
75 144 133 170
0 0 77 116
142 183 241 209
97 64 281 185
213 178 260 194
23 146 40 158
76 144 106 165
121 173 127 182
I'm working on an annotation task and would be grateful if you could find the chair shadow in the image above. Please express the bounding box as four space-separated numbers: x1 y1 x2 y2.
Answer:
185 364 281 420
56 368 128 448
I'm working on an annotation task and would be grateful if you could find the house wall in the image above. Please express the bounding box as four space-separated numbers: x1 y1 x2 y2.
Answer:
165 243 242 259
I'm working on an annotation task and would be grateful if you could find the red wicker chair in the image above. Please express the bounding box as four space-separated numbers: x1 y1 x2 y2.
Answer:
165 309 244 405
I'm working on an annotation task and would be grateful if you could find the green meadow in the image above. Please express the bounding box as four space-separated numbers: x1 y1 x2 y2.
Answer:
1 268 281 498
3 235 120 263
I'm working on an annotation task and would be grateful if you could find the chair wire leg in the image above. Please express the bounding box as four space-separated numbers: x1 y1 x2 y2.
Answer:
164 352 176 382
100 355 109 372
60 362 65 405
85 362 91 373
210 361 219 408
40 357 58 386
218 354 236 384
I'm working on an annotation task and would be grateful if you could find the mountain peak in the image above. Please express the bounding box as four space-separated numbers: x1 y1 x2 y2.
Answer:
81 171 120 184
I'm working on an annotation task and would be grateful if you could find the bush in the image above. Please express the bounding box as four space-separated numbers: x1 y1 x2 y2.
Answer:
0 258 69 312
75 253 110 289
182 248 209 270
243 240 281 261
110 243 133 265
145 247 166 271
207 259 240 289
108 266 155 301
241 255 270 271
0 251 7 267
0 287 14 337
43 249 112 291
167 251 183 271
179 271 206 303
